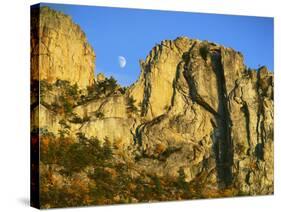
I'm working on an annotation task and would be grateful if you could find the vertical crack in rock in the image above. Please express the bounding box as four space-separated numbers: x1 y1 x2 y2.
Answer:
255 69 266 160
134 123 145 146
171 62 182 107
214 50 233 188
141 64 152 117
183 46 234 188
241 102 251 147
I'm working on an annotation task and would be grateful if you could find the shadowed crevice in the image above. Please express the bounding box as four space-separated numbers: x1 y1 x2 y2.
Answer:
212 50 233 188
183 47 234 189
141 63 152 117
241 103 251 147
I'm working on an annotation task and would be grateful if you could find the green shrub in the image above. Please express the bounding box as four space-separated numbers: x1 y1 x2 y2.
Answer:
126 96 138 113
176 167 190 195
151 175 164 195
58 120 70 138
85 76 119 102
40 80 52 99
69 113 90 123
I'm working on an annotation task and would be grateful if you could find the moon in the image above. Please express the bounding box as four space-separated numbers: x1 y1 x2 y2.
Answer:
118 56 126 68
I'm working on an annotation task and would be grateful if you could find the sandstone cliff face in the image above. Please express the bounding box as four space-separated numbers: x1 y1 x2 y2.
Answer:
31 6 95 88
229 67 274 194
128 38 194 119
32 7 274 200
127 37 273 194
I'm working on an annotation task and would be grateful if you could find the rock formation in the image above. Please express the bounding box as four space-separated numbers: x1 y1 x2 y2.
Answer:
31 6 95 88
31 7 274 208
127 37 273 194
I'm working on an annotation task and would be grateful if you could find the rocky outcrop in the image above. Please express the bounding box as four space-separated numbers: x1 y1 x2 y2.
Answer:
31 6 95 88
74 95 128 119
229 67 274 194
128 37 273 194
128 37 195 119
32 7 274 199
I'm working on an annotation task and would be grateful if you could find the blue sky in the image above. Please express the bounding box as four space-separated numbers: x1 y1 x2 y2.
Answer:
41 3 274 86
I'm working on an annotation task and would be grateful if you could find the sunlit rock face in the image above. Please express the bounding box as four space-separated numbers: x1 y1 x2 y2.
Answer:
128 37 273 194
129 37 194 119
31 6 95 88
32 7 274 200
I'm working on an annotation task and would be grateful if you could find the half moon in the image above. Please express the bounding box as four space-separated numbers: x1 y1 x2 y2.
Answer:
118 56 126 68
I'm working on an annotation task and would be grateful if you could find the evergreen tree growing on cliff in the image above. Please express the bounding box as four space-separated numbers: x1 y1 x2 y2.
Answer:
126 96 138 113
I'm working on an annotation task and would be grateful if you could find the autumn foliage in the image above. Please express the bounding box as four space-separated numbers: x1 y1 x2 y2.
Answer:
39 130 237 208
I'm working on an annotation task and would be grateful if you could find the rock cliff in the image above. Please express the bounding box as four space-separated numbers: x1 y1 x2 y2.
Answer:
127 37 273 194
31 6 95 88
32 7 274 207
